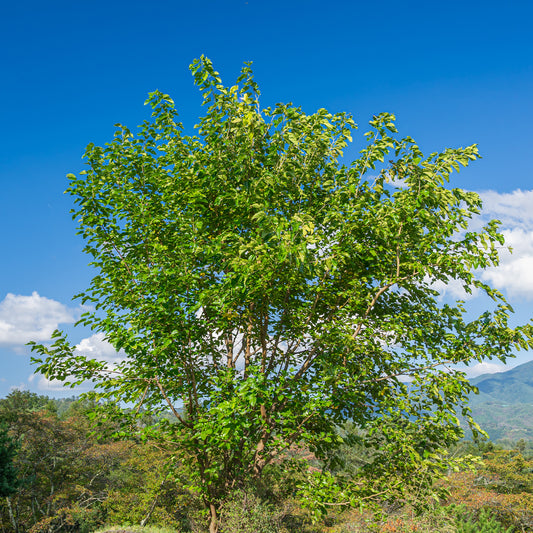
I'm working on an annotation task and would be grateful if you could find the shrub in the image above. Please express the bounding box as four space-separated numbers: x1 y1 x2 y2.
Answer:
454 506 514 533
28 506 104 533
218 490 282 533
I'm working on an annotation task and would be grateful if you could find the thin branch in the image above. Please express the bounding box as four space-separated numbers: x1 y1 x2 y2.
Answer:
153 376 190 427
359 360 455 385
133 384 150 417
396 223 403 278
352 272 418 341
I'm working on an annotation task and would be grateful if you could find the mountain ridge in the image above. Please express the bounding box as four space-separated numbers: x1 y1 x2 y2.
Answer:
469 359 533 405
464 359 533 441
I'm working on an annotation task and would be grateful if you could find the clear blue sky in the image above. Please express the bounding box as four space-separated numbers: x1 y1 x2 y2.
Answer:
1 0 532 397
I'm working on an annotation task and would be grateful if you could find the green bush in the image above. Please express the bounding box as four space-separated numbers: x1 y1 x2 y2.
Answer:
218 490 282 533
455 506 514 533
28 506 104 533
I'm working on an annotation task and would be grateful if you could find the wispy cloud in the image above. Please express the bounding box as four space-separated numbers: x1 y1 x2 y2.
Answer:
478 189 533 231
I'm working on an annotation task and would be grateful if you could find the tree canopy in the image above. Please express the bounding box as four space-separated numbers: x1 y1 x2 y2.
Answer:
31 56 533 532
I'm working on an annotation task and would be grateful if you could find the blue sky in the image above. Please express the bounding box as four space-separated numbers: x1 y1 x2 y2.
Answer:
1 0 532 397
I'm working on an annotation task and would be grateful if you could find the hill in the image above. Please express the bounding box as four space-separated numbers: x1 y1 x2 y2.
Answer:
466 359 533 442
469 359 533 405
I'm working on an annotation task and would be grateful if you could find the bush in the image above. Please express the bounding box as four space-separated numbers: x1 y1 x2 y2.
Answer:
218 490 283 533
28 506 104 533
454 506 514 533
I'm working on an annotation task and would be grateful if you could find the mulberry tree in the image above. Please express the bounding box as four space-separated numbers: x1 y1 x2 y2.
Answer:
31 57 533 532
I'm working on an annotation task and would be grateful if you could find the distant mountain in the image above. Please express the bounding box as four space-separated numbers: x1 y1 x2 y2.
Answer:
464 360 533 442
466 402 533 442
469 360 533 406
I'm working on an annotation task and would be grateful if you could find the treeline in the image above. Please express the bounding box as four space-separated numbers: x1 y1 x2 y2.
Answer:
0 391 195 533
1 391 533 533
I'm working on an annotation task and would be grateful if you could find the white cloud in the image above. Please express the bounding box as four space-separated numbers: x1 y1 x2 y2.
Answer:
481 253 533 298
9 383 28 392
28 373 81 392
478 189 533 231
463 361 508 379
431 277 480 301
0 292 82 346
475 190 533 299
74 332 127 367
28 332 127 392
411 189 533 301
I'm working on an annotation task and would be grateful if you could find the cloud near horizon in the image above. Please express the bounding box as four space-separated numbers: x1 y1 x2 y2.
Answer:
462 361 509 378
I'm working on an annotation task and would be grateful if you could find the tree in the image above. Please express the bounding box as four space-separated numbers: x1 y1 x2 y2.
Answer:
0 422 19 498
30 56 533 532
0 392 93 532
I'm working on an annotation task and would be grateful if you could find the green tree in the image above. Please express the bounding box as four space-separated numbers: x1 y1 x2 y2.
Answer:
0 392 91 532
30 57 533 532
0 422 19 498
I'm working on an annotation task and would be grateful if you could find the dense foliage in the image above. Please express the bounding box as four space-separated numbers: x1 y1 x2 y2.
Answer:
29 57 533 531
0 421 19 498
0 392 191 533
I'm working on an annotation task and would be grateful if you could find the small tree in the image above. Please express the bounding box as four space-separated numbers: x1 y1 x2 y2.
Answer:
31 57 533 532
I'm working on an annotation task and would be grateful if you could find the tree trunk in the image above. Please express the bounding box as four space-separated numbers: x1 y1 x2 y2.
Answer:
140 494 158 527
5 498 18 533
208 502 218 533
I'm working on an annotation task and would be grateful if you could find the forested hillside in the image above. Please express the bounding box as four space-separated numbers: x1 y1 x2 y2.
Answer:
470 361 533 405
466 361 533 442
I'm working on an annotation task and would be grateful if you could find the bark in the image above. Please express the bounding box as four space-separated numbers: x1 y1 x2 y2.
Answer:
140 494 158 527
5 497 18 533
208 503 218 533
253 403 269 476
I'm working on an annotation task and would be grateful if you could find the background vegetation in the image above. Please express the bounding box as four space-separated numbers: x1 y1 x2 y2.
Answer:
1 390 533 533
